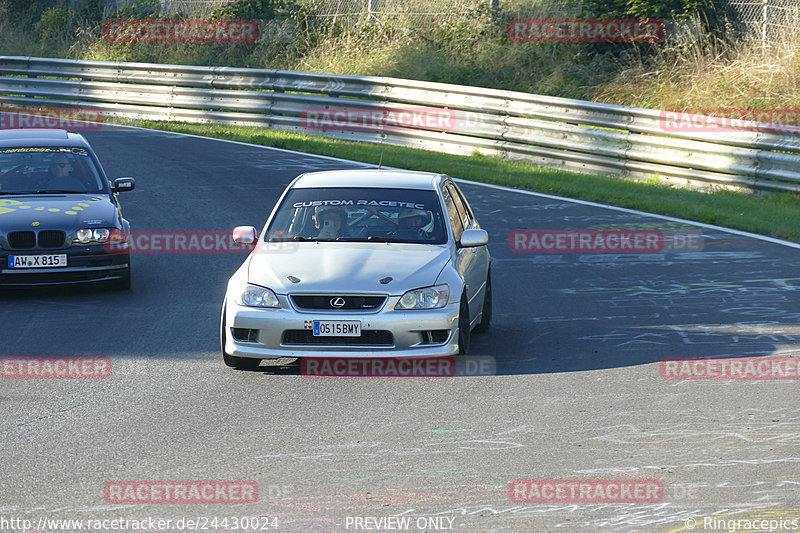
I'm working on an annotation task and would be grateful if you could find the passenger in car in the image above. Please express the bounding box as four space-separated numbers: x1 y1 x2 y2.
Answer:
316 207 347 240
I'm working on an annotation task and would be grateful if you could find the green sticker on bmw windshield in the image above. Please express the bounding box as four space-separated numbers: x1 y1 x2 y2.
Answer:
0 146 87 155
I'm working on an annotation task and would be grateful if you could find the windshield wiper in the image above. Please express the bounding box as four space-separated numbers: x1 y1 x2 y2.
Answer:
366 235 409 243
268 236 307 242
0 191 39 195
33 189 84 194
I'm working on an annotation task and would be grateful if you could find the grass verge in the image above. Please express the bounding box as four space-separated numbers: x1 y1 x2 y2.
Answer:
118 119 800 243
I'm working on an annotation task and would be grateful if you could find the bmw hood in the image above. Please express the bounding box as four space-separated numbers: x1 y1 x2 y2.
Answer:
246 242 451 294
0 194 118 233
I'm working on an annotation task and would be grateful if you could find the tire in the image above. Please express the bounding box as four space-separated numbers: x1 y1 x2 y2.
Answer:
457 293 471 355
220 303 261 370
474 268 492 334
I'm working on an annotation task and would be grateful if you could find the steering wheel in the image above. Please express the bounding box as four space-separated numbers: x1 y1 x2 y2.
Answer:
3 164 24 175
389 227 432 241
33 175 54 190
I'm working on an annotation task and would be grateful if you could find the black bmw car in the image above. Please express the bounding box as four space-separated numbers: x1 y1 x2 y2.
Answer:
0 129 135 289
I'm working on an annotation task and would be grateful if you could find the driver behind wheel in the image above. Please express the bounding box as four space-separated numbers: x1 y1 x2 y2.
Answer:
394 208 432 240
44 154 85 191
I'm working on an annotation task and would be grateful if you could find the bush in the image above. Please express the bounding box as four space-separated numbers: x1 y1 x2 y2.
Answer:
583 0 713 19
114 0 160 19
0 0 39 18
36 6 74 45
211 0 298 20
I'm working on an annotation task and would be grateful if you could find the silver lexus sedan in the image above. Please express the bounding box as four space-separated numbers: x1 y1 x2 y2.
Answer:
220 169 491 369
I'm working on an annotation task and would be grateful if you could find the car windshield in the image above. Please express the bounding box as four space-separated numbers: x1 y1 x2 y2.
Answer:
267 187 448 244
0 146 106 194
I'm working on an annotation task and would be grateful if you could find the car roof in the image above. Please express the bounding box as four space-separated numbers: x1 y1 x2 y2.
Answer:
0 129 90 148
291 169 444 190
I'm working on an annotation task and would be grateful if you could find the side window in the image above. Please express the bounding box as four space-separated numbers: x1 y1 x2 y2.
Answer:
446 183 471 230
442 187 463 241
451 183 476 224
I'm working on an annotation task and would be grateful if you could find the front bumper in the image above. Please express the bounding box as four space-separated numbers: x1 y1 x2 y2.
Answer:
0 246 130 287
223 293 460 359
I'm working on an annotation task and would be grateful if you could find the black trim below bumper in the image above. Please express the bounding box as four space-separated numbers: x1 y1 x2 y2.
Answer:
0 249 130 287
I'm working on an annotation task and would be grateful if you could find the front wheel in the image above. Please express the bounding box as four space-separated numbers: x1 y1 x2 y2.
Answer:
221 303 261 370
457 294 471 355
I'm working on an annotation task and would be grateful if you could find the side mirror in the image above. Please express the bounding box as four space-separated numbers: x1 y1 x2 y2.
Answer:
459 228 488 248
232 226 258 245
112 177 135 192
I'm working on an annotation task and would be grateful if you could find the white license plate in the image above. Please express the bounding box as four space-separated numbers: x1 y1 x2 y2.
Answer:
313 320 361 337
8 254 68 269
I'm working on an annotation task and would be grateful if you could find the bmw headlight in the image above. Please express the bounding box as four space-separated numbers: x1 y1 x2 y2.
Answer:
237 284 280 308
395 284 449 310
76 228 93 243
74 228 123 244
93 228 110 242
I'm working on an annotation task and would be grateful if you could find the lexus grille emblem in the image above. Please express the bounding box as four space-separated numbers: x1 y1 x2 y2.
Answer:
330 297 346 308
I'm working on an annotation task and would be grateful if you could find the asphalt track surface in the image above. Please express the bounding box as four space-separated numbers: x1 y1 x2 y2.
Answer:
2 125 800 533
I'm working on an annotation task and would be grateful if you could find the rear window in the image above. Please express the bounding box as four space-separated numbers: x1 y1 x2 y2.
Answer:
267 187 447 244
0 146 106 194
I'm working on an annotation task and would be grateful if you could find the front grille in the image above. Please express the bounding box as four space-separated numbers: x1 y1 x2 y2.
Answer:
38 230 66 249
8 231 36 249
282 330 394 346
291 295 387 310
7 230 67 250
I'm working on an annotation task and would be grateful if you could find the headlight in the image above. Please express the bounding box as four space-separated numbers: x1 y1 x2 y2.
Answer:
76 228 93 243
93 228 110 242
395 284 449 310
237 284 280 308
74 228 124 244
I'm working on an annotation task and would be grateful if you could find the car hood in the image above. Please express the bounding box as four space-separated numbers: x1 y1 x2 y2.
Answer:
247 242 451 294
0 194 117 232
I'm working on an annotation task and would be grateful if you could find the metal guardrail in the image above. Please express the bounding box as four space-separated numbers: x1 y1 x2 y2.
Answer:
2 55 800 193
